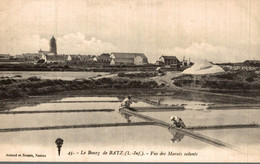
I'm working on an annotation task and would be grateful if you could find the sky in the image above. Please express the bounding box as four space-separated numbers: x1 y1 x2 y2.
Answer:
0 0 259 63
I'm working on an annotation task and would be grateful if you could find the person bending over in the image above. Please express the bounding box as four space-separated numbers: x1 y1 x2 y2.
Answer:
169 116 186 129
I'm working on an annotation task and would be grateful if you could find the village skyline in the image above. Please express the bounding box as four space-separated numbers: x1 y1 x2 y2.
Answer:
1 35 189 67
1 32 259 64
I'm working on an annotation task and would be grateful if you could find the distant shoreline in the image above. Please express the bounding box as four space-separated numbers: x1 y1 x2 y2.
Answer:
0 61 186 72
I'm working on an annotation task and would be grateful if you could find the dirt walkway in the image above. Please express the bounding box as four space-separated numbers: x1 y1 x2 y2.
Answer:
153 72 260 102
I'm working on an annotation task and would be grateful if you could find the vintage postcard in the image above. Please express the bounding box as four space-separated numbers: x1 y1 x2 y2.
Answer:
0 0 259 162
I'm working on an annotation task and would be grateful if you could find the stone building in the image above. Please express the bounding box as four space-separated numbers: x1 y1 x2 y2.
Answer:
110 52 148 65
22 53 42 61
98 53 111 63
158 56 180 66
50 36 57 54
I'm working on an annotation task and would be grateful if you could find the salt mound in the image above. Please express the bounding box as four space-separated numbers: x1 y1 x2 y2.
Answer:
182 59 224 75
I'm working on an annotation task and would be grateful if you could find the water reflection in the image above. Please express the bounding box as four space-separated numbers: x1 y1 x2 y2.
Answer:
120 112 132 123
119 108 186 143
169 130 185 143
118 108 133 123
157 98 162 105
1 95 260 162
0 71 108 80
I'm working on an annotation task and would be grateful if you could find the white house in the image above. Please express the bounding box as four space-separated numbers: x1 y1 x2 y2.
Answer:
92 56 98 62
158 56 180 66
110 52 148 65
67 55 81 61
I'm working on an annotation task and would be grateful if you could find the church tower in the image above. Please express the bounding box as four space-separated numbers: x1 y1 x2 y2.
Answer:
50 36 57 54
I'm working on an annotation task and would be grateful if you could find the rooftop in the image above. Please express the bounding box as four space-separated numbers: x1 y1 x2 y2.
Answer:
160 55 179 60
110 52 147 59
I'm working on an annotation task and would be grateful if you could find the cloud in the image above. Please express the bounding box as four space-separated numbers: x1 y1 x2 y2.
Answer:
57 32 118 54
158 42 251 63
2 35 49 54
4 33 118 55
1 0 259 63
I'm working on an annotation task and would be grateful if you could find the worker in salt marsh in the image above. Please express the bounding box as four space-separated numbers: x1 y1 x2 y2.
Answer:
169 116 186 129
120 95 133 108
118 95 137 115
156 67 165 76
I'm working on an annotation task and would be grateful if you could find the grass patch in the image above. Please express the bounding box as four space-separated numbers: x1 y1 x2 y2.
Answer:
0 76 160 99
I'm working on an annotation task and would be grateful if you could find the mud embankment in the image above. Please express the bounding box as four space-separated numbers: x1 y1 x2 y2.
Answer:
172 71 260 91
0 76 160 99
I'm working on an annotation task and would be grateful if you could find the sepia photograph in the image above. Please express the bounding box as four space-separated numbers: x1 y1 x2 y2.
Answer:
0 0 259 162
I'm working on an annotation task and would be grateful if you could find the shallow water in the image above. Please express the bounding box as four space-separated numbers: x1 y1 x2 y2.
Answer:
59 97 120 102
0 71 108 80
0 96 259 162
139 96 211 109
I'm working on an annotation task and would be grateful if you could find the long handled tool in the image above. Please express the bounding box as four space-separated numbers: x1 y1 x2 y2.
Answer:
121 108 235 149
